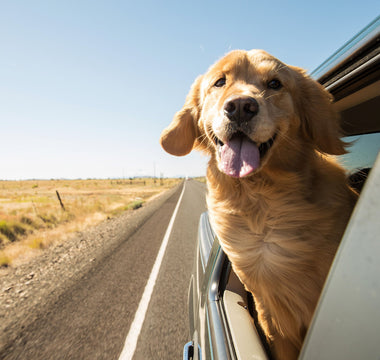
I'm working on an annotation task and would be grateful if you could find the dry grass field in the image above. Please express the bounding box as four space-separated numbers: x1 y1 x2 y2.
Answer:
0 178 182 267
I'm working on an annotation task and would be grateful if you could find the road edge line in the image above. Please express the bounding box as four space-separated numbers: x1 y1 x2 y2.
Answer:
118 181 186 360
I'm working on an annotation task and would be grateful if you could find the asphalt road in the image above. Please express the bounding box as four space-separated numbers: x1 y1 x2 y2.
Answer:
2 179 207 360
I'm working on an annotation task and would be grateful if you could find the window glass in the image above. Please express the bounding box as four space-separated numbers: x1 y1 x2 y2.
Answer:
335 132 380 172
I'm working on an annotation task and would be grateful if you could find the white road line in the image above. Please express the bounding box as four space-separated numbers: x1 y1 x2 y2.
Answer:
118 182 186 360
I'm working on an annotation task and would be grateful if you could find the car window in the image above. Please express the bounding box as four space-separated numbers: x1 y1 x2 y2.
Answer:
337 133 380 171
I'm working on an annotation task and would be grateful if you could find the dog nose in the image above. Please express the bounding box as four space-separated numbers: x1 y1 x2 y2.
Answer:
224 96 259 123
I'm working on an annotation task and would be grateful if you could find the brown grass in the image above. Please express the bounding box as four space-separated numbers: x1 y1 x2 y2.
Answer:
0 178 181 266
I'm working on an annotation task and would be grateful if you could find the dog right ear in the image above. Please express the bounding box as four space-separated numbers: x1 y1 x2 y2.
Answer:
160 76 203 156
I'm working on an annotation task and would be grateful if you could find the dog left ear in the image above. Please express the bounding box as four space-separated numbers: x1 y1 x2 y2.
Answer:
291 66 347 155
160 76 203 156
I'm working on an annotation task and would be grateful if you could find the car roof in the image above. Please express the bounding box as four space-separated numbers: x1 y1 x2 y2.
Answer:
312 15 380 136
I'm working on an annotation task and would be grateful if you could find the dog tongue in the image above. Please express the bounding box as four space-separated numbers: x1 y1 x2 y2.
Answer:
220 136 260 178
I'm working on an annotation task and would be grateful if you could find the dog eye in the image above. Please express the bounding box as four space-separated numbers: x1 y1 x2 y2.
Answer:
267 79 282 90
214 77 226 87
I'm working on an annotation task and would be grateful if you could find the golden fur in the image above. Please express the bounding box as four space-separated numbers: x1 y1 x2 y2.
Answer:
160 50 357 359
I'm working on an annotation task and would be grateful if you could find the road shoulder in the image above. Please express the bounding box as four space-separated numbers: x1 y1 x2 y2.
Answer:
0 183 181 352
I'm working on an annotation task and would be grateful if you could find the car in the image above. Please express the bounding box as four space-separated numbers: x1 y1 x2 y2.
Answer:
184 16 380 360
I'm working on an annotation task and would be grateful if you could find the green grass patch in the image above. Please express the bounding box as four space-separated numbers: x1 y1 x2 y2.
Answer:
0 252 11 267
28 237 46 249
0 220 15 242
110 200 144 216
0 220 27 242
127 200 143 210
0 219 33 243
0 233 9 247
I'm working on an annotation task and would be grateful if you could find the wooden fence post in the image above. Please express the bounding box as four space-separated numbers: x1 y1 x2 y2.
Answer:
56 190 65 211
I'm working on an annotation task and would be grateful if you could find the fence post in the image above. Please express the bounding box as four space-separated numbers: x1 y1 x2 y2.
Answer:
56 190 65 211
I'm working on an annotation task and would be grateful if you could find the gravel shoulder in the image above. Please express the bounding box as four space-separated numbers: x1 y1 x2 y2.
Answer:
0 184 180 352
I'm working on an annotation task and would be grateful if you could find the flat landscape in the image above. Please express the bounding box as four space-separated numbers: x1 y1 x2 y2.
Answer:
0 178 182 267
0 179 207 359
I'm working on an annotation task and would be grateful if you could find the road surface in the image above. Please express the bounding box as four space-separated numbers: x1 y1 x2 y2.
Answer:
2 179 207 360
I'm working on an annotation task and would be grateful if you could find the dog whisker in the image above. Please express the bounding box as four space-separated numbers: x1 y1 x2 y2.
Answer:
264 92 281 101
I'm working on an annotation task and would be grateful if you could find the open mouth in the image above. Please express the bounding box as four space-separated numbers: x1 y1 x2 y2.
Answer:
257 134 277 159
214 131 277 178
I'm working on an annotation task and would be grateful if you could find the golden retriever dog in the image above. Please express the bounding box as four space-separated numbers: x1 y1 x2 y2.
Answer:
160 50 358 359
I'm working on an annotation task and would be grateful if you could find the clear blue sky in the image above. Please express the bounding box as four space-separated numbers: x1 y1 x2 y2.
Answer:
0 1 378 179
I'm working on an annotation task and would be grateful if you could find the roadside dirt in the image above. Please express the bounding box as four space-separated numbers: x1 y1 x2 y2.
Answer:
0 185 179 352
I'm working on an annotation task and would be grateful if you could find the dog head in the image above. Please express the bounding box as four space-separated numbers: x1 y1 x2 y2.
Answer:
160 50 346 178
